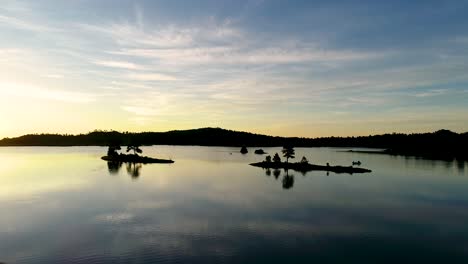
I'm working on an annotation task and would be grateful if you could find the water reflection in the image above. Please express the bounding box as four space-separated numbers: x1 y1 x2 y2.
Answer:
265 168 295 189
126 163 142 179
263 166 348 188
456 160 465 174
273 168 281 179
282 170 294 189
2 146 468 263
107 161 143 179
107 161 122 175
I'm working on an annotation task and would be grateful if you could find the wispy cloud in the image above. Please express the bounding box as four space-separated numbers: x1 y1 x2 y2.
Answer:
1 82 96 103
43 74 64 79
93 60 143 70
76 14 383 70
0 14 56 33
121 106 161 117
110 46 379 66
121 91 177 118
0 48 24 56
77 22 196 48
134 4 144 30
126 73 178 81
453 36 468 43
414 89 448 97
77 17 243 48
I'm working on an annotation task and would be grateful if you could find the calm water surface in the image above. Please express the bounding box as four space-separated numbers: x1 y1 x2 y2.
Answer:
1 146 468 263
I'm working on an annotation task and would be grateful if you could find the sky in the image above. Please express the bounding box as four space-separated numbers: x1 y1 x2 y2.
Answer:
1 0 468 138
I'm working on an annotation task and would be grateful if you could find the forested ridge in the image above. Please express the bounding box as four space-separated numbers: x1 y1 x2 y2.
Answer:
1 128 467 160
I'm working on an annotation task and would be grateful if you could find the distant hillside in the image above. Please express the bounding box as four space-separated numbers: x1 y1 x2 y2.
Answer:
0 127 467 161
0 128 293 147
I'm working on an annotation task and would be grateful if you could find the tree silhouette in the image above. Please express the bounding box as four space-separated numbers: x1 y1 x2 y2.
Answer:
107 145 121 157
127 144 143 155
265 155 272 163
282 146 295 163
273 153 281 163
300 156 309 164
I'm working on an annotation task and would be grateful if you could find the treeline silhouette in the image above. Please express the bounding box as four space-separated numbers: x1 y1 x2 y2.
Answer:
0 128 467 160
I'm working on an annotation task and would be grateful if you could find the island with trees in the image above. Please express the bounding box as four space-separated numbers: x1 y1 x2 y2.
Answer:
250 146 372 174
101 144 174 164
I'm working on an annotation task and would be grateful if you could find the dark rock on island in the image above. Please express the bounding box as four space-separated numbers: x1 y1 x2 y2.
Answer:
254 149 266 154
250 161 371 174
240 146 248 154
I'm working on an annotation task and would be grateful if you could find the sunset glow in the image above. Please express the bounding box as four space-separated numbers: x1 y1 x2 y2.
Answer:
1 0 468 137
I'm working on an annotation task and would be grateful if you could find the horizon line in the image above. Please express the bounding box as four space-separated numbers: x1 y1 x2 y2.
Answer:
1 127 464 141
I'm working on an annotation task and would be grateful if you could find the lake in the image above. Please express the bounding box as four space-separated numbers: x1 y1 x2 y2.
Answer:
1 146 468 263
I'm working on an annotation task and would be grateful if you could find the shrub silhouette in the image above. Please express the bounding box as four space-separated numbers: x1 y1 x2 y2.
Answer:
107 145 121 157
127 145 142 155
273 153 281 163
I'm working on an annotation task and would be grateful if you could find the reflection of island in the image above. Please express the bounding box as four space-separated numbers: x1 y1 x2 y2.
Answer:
264 168 294 189
107 161 122 175
106 161 142 179
282 170 294 189
273 168 281 179
126 163 142 179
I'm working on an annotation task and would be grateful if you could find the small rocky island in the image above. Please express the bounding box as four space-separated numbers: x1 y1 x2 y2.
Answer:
101 145 174 164
240 146 248 154
250 146 371 174
254 149 267 154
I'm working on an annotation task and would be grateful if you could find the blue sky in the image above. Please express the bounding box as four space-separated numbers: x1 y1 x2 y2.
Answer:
1 0 468 137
